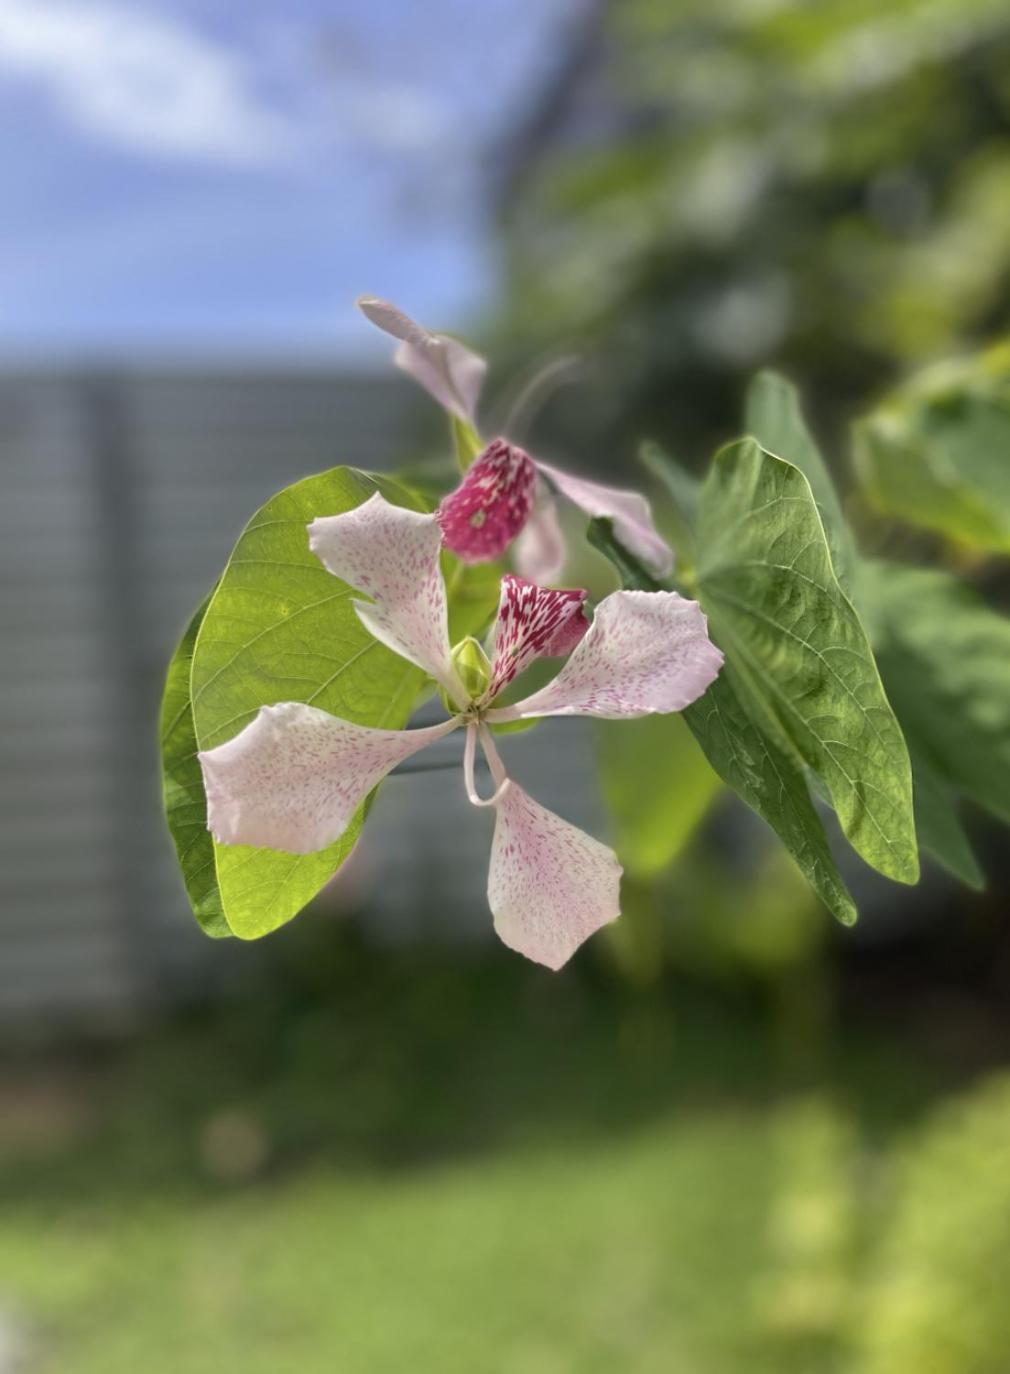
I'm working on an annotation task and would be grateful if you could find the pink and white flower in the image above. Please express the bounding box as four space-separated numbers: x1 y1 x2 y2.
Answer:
198 496 722 969
357 296 674 584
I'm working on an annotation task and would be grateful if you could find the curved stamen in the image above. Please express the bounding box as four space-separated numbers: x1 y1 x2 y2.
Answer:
499 355 584 442
463 720 511 808
478 722 509 790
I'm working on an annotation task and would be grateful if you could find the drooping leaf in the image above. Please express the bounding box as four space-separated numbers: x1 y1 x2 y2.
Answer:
683 668 858 926
853 345 1010 555
695 440 918 886
596 713 722 878
745 370 855 592
866 561 1010 829
589 517 857 925
160 590 231 938
187 468 426 939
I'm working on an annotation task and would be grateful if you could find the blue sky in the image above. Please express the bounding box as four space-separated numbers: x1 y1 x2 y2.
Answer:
0 0 579 357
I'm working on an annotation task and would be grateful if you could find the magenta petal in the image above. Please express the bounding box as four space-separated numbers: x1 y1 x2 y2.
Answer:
356 295 486 423
486 590 723 722
512 487 566 584
485 574 590 702
487 784 622 970
535 459 674 578
438 439 537 564
200 705 460 854
308 494 463 703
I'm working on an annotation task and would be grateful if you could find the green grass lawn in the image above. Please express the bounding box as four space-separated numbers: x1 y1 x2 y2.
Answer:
0 939 1005 1374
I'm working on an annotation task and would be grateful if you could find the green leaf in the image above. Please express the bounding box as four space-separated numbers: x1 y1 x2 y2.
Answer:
853 347 1010 554
639 441 699 566
866 561 1010 829
744 370 855 592
695 439 918 885
445 555 501 643
682 670 858 926
187 467 426 939
589 517 857 924
906 745 984 891
160 590 231 938
452 415 483 471
587 517 662 591
596 713 722 877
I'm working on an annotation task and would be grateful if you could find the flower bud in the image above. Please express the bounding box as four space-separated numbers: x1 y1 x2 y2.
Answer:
446 635 492 706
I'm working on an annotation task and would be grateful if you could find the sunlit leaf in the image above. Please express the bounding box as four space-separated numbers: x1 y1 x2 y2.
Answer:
745 370 855 592
186 468 427 939
596 713 721 877
696 440 918 885
160 590 230 938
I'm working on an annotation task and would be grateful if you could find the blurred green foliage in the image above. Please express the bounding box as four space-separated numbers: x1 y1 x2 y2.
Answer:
856 1074 1010 1374
855 341 1010 553
0 935 1006 1372
498 0 1010 463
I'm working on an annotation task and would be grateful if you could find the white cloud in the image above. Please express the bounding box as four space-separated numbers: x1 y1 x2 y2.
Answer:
0 0 295 165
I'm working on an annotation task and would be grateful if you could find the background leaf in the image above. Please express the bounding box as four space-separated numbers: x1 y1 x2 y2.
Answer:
866 561 1010 829
905 745 984 891
187 468 426 940
696 440 918 885
853 346 1010 554
596 713 721 878
159 590 231 938
639 441 699 567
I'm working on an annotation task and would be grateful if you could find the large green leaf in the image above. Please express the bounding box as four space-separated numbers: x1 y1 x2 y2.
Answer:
744 370 856 592
588 517 857 925
160 590 230 938
853 346 1010 554
695 440 918 885
596 713 721 878
187 468 426 939
867 562 1010 829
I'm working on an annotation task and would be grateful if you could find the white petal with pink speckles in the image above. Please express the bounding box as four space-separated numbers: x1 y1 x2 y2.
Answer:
484 574 589 703
512 486 566 584
356 296 486 423
486 784 622 970
535 460 674 578
200 703 460 854
487 590 723 722
308 494 464 703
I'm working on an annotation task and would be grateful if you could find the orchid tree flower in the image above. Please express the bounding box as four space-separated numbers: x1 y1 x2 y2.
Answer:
198 496 722 970
357 296 674 585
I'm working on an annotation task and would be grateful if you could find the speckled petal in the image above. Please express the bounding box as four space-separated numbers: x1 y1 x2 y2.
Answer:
484 574 589 703
536 459 674 578
308 493 463 703
200 704 460 854
513 486 566 584
487 784 622 970
438 439 537 564
356 295 486 423
487 590 723 722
